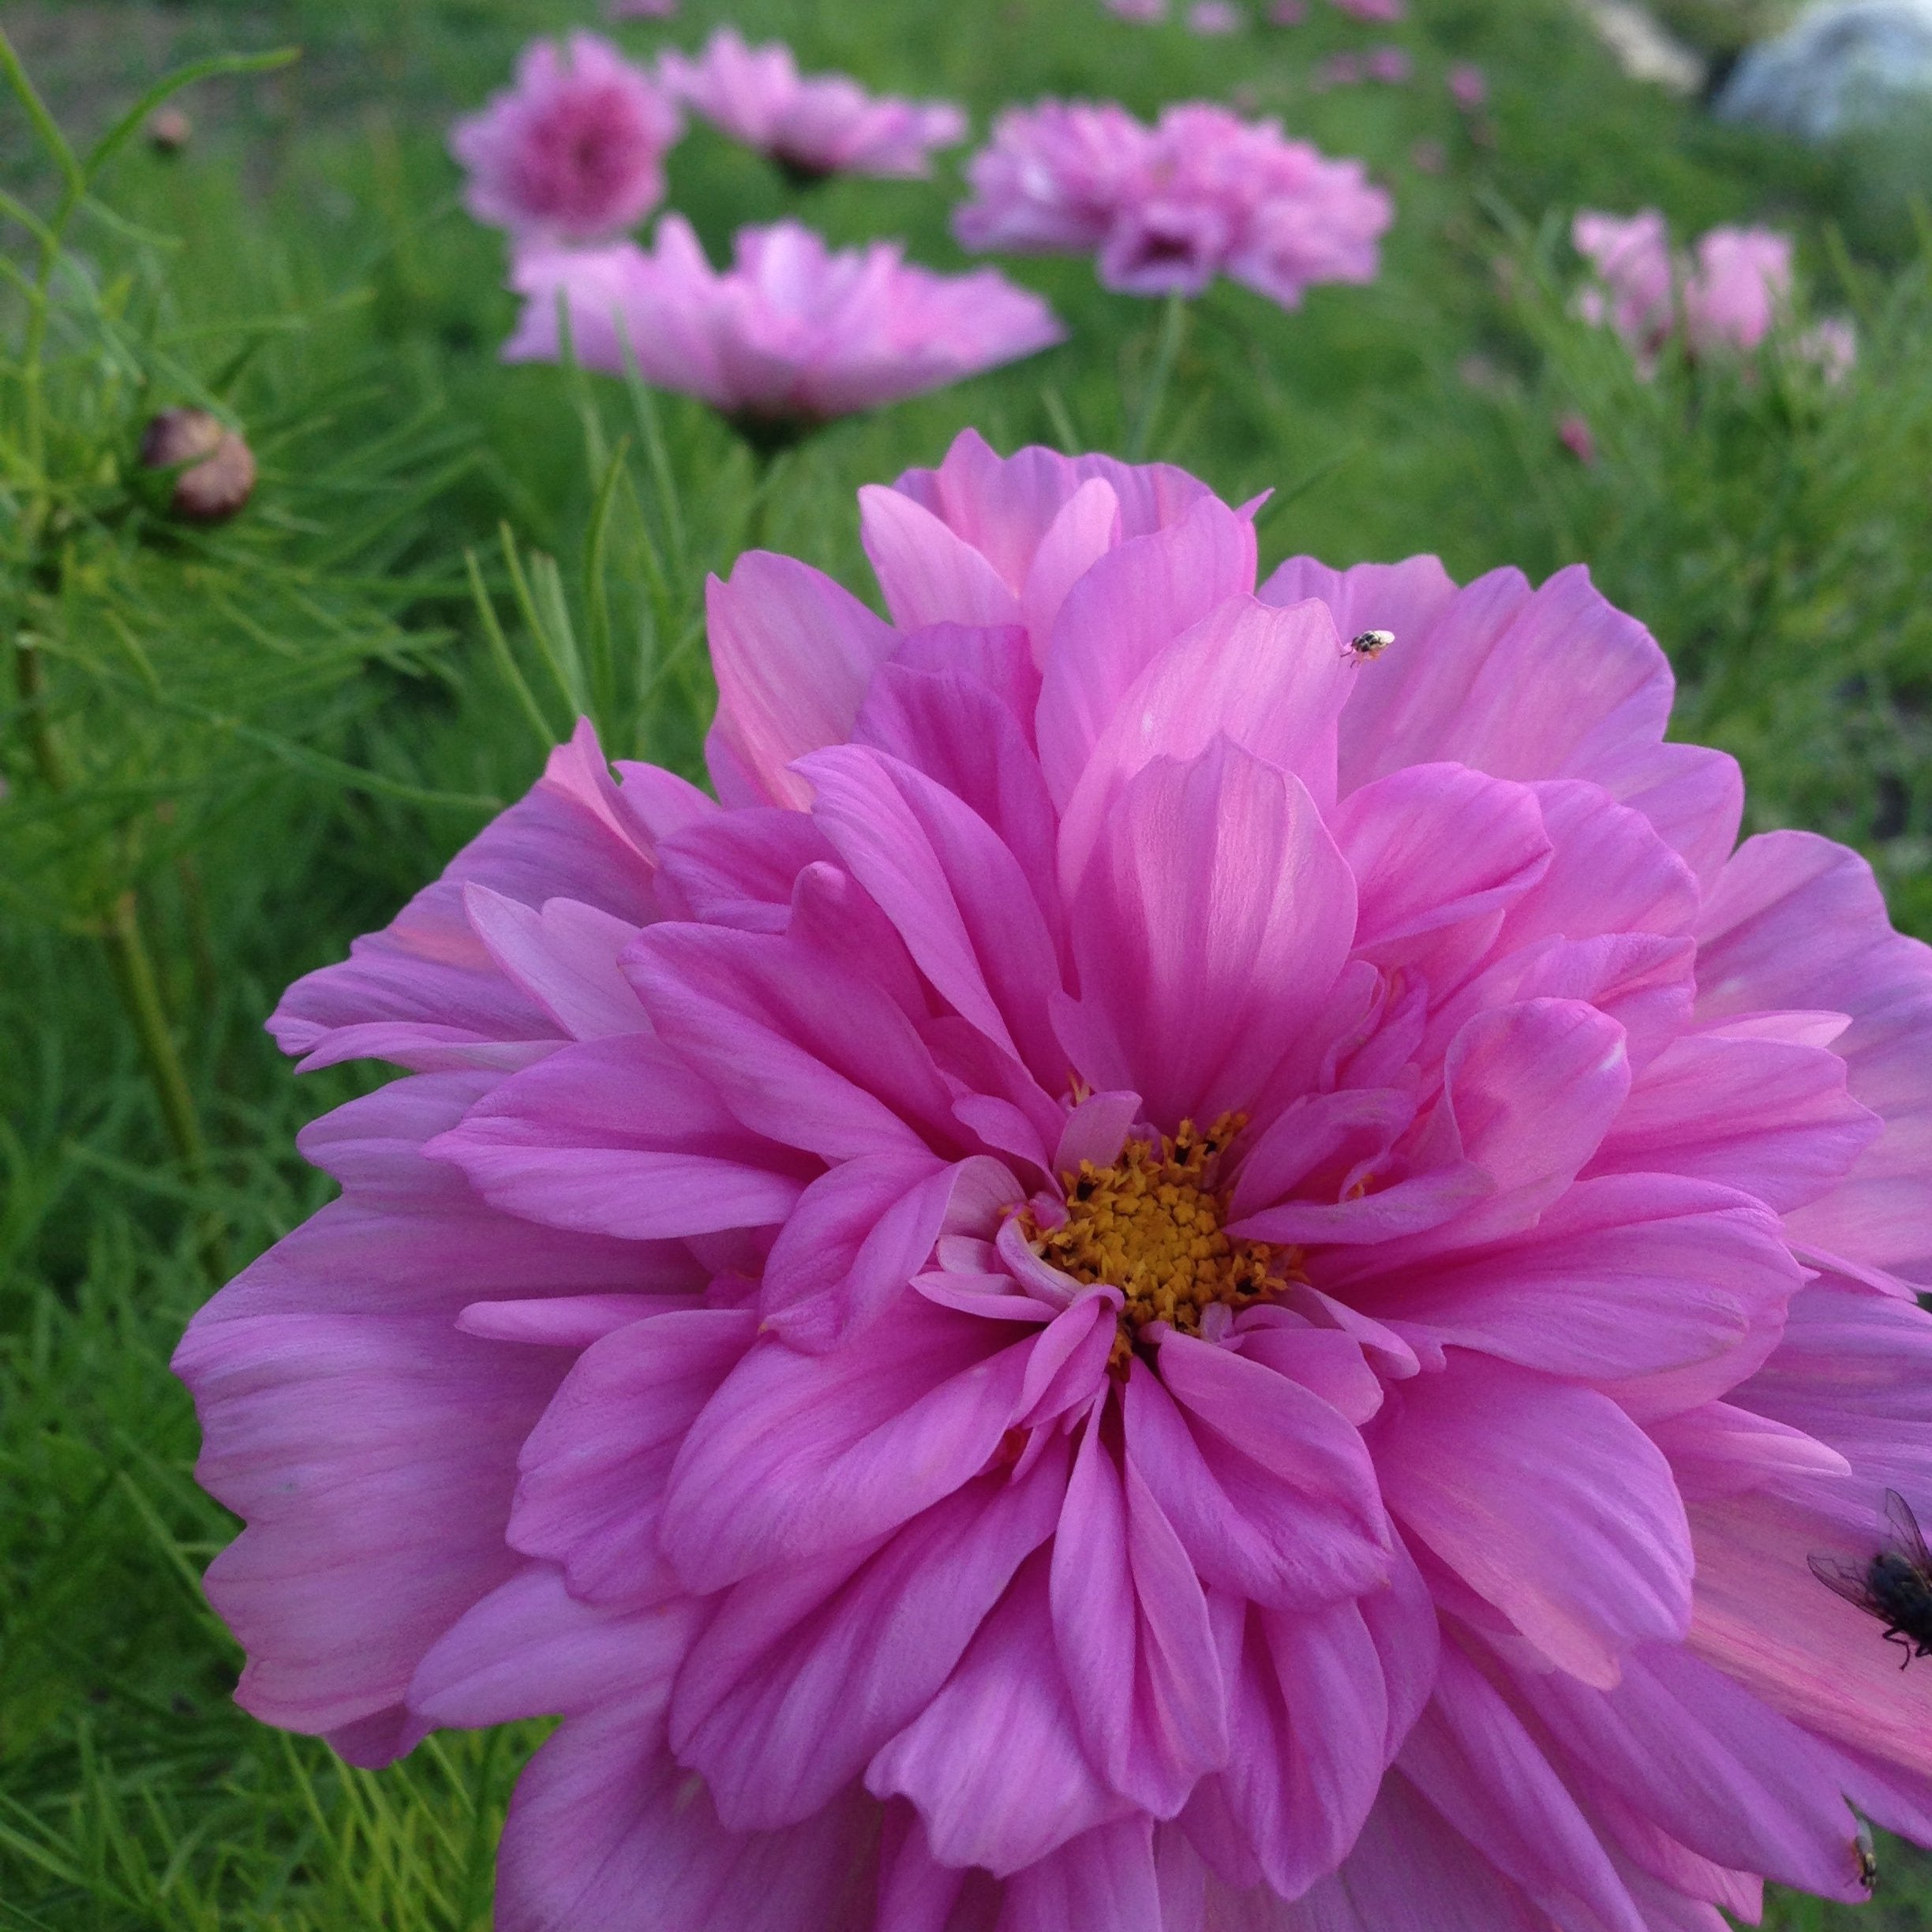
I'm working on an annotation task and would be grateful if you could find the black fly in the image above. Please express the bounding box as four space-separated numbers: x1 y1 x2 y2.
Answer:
1810 1490 1932 1668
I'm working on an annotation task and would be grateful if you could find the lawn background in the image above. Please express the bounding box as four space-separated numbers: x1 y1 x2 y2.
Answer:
5 0 1932 1923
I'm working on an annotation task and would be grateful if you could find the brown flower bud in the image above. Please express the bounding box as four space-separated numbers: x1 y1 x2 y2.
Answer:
148 107 193 154
139 409 257 524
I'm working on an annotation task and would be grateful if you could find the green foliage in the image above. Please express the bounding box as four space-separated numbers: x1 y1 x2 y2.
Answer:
4 0 1932 1924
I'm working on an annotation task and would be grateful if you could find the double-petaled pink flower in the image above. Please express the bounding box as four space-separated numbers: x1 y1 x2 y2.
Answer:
956 100 1391 308
660 29 966 182
451 32 681 245
1574 208 1855 377
179 429 1932 1930
503 218 1062 444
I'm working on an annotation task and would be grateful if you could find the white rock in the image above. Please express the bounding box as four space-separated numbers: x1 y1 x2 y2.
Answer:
1576 0 1711 92
1717 0 1932 137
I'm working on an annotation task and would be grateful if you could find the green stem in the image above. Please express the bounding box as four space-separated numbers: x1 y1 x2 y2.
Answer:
1125 291 1190 463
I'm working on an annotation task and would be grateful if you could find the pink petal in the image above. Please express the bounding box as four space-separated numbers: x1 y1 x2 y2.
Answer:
860 483 1025 630
705 551 899 810
1050 1411 1228 1814
868 1552 1133 1874
1125 1344 1389 1609
1589 1030 1878 1210
1034 495 1257 808
1054 740 1356 1129
462 886 646 1039
1001 1817 1163 1932
1021 477 1122 658
1377 1356 1692 1687
427 1033 813 1238
801 743 1066 1080
660 1304 1032 1592
670 1448 1066 1829
508 1308 754 1608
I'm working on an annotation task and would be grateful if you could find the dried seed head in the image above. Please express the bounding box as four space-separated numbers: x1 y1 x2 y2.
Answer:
139 409 257 524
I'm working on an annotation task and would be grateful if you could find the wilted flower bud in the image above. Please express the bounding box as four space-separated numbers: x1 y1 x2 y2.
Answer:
139 409 257 523
148 107 193 154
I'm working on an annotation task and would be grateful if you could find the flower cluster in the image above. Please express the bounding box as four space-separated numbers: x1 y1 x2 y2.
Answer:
661 28 965 182
956 100 1392 307
1574 208 1855 378
505 220 1063 446
180 433 1932 1932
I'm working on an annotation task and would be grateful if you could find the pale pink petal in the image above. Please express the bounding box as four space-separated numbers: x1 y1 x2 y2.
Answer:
860 485 1027 631
1377 1356 1692 1687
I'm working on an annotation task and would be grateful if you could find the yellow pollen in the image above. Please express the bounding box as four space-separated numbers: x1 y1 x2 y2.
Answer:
1019 1114 1303 1374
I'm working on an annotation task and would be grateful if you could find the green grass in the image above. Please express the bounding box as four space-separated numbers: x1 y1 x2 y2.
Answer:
3 0 1932 1923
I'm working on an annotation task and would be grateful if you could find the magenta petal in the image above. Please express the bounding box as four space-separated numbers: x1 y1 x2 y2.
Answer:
508 1308 754 1608
462 885 646 1040
1697 830 1932 1276
408 1562 695 1730
861 483 1027 631
1022 477 1122 658
1398 1646 1649 1932
623 871 960 1162
1125 1344 1389 1609
1590 1030 1878 1210
1056 740 1356 1129
1379 1356 1692 1686
670 1448 1065 1830
1330 762 1551 971
660 1303 1031 1592
1056 596 1357 891
801 743 1067 1080
706 551 900 810
1034 494 1258 808
496 1713 877 1932
1000 1817 1163 1932
1050 1411 1227 1815
867 1551 1133 1874
428 1033 811 1239
1505 1639 1866 1900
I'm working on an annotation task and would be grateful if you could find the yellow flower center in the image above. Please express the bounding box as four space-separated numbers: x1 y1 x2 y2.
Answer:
1021 1114 1301 1373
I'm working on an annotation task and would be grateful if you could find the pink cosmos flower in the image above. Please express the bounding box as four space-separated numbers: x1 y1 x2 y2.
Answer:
1682 226 1792 356
450 32 680 245
1574 210 1810 373
1556 410 1599 465
179 427 1932 1930
502 218 1062 444
1365 45 1413 81
1188 0 1245 31
956 100 1391 309
1447 59 1488 109
659 28 965 182
1268 0 1309 20
1331 0 1405 17
1108 0 1170 17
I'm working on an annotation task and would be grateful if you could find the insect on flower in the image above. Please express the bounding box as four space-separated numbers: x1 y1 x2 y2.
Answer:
1810 1489 1932 1668
1855 1820 1878 1892
1346 627 1395 661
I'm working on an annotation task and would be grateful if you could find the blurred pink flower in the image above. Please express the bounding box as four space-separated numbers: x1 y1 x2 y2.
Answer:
957 99 1391 308
1331 0 1405 17
1683 225 1792 355
1188 0 1245 30
1268 0 1309 19
1556 410 1599 464
607 0 677 17
450 32 680 245
181 427 1932 1930
1800 316 1859 384
1106 0 1170 17
1447 60 1488 108
502 217 1061 441
1575 210 1811 373
1365 45 1413 81
660 28 964 181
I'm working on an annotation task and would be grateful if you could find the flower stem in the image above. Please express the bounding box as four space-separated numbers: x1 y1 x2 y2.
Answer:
1125 291 1190 462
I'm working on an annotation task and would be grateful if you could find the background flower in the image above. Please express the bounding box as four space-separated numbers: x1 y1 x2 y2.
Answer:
503 218 1063 442
449 32 680 244
660 28 966 182
178 433 1932 1932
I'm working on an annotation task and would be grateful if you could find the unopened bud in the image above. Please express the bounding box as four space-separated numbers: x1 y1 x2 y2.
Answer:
139 408 257 523
148 107 193 154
